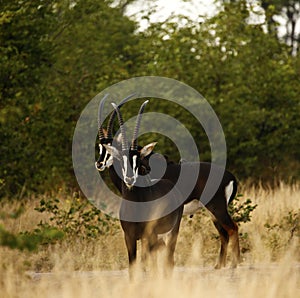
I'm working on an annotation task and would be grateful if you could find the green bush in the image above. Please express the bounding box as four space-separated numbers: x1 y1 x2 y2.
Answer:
228 195 257 224
265 209 300 243
0 224 63 251
35 194 118 239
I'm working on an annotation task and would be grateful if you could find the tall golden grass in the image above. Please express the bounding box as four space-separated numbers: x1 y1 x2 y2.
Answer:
1 184 299 297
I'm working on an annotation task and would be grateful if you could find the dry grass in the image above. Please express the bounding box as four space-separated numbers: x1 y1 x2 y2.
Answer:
1 184 300 297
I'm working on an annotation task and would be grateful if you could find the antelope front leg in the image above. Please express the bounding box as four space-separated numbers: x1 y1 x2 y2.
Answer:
165 210 183 276
148 234 159 275
141 238 148 269
124 234 137 279
141 238 152 273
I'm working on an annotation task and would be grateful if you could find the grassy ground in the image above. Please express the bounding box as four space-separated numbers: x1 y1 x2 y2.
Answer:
1 184 300 297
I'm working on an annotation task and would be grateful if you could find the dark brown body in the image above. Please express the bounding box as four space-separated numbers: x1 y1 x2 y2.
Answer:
110 159 184 277
148 158 240 269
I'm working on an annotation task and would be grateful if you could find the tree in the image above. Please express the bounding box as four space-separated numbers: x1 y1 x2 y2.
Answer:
1 0 299 197
134 1 300 183
0 0 139 197
0 0 58 196
256 0 300 54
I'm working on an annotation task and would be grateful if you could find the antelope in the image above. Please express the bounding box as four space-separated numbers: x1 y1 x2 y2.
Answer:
95 95 240 269
101 100 184 277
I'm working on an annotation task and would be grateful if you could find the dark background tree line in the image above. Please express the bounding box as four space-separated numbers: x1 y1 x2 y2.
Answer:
1 0 299 198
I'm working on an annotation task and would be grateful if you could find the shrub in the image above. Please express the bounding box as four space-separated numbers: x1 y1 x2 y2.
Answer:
228 195 257 224
35 193 118 239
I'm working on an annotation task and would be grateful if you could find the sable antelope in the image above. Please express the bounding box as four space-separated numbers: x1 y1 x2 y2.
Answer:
101 100 184 277
96 95 240 269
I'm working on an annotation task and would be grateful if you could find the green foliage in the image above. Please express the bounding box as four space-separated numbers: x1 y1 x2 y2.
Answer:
0 0 62 196
263 209 300 258
0 200 64 251
228 195 257 224
1 0 299 197
0 204 24 220
226 194 257 254
265 209 300 242
35 194 117 238
0 225 64 251
261 0 300 53
135 4 300 182
0 0 138 197
0 199 64 252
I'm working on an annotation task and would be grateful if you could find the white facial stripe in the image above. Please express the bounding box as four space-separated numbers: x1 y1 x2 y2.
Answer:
103 150 109 164
99 143 112 168
122 155 128 178
132 155 137 172
132 155 139 182
122 155 139 186
99 144 103 156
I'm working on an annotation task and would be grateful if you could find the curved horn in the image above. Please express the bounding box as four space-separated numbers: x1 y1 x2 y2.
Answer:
131 100 149 151
106 93 136 140
111 103 129 151
98 93 109 141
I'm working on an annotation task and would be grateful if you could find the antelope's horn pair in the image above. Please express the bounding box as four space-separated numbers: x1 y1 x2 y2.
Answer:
112 100 149 152
97 93 136 142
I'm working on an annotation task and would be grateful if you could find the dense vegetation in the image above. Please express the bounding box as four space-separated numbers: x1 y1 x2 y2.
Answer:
1 0 299 198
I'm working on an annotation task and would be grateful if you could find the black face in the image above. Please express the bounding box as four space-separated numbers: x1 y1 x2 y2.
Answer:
105 99 155 188
95 139 113 171
119 149 139 188
103 146 152 189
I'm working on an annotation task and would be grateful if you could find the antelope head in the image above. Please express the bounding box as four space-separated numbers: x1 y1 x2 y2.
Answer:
95 93 134 171
104 101 157 189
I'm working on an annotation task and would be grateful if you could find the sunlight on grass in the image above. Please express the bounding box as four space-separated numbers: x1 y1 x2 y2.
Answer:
1 184 299 297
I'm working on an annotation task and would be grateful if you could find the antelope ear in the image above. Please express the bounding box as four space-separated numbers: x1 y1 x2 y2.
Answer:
140 142 157 158
103 144 121 160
